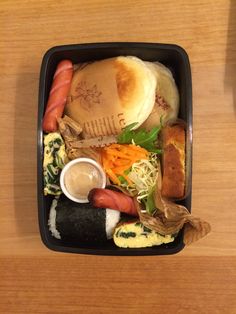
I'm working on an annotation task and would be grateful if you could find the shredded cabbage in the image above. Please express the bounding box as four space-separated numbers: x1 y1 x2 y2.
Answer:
124 153 159 202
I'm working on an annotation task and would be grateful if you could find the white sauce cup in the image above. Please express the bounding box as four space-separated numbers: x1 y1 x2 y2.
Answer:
60 157 106 203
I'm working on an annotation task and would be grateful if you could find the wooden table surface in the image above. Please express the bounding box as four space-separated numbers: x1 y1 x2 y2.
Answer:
1 0 236 313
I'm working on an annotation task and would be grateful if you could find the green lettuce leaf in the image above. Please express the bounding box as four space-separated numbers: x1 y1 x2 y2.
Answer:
117 120 163 153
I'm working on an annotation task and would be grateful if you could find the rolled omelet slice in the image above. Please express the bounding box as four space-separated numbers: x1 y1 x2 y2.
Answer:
113 221 174 248
43 132 68 195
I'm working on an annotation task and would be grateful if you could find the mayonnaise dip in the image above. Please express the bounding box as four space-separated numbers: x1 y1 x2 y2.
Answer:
60 158 106 203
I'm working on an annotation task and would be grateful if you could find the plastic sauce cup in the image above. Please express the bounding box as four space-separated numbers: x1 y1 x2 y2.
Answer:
60 157 106 203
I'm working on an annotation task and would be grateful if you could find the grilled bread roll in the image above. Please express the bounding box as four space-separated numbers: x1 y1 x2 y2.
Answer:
141 62 179 130
66 56 157 137
161 123 185 199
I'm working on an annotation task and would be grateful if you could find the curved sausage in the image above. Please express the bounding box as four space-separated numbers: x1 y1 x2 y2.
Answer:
42 59 73 133
88 188 138 217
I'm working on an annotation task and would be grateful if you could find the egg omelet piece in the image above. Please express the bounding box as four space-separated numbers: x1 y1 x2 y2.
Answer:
43 132 68 196
113 221 174 248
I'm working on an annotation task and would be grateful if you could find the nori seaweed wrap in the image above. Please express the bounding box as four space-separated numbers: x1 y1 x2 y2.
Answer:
48 195 120 244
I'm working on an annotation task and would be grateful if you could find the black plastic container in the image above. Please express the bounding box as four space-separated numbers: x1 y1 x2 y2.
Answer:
37 42 192 255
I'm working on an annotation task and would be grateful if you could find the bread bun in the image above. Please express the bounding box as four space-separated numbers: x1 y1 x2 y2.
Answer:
65 56 156 137
141 62 179 130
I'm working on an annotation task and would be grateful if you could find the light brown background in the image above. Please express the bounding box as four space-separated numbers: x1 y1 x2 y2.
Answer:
1 0 236 313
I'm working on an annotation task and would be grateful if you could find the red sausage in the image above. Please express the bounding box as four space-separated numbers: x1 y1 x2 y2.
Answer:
42 60 73 133
88 188 138 217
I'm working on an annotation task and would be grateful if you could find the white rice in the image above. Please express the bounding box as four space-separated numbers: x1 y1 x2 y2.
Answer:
105 208 120 239
48 197 61 239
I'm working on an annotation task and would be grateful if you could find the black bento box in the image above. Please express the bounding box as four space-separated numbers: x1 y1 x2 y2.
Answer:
37 42 192 255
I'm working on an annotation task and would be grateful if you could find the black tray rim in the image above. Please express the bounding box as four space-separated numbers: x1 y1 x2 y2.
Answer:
37 41 192 256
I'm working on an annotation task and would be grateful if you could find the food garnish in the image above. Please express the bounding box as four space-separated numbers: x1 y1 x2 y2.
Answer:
117 122 162 153
101 143 149 185
120 153 159 214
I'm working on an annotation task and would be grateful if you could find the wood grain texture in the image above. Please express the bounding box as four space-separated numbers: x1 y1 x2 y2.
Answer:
1 256 236 314
0 0 236 313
